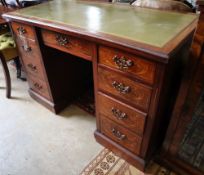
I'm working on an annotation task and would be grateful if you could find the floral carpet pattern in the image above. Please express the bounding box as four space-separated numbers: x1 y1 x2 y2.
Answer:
80 149 177 175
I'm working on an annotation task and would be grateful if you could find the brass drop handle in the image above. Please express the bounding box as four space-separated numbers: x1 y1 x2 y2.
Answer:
112 128 126 140
27 63 37 72
17 26 27 35
22 45 32 52
112 81 131 94
111 108 127 120
34 83 42 90
113 55 134 69
56 34 69 46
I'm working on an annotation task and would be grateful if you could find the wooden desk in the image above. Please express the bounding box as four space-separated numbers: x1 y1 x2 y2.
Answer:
3 0 198 171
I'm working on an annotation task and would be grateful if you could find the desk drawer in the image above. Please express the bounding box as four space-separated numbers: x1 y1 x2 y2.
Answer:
98 92 146 136
101 116 142 155
41 29 93 61
16 37 46 79
98 67 152 111
99 46 156 85
28 75 51 100
11 22 36 40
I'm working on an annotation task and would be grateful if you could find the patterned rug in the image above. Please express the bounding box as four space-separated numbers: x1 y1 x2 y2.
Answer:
80 149 177 175
178 89 204 172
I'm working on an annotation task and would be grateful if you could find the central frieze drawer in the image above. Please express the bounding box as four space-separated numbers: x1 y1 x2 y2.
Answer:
16 37 46 80
98 67 152 112
41 29 93 61
98 92 146 136
101 116 142 155
99 46 156 85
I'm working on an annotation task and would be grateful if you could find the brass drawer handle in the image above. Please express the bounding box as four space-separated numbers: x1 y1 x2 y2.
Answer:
111 107 127 120
17 26 27 35
112 128 126 140
34 83 42 90
112 81 131 94
22 45 32 52
27 63 37 72
56 34 69 46
113 55 134 69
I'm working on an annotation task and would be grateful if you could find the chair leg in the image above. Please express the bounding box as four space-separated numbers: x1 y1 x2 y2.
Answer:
0 53 11 98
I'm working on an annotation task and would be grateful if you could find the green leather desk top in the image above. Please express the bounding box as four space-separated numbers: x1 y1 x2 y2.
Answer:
4 0 198 50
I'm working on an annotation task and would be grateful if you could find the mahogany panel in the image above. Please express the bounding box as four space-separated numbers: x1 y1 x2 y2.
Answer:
11 21 36 40
27 74 52 100
16 37 46 80
100 116 142 155
99 46 156 85
98 92 146 136
41 29 93 61
98 66 152 112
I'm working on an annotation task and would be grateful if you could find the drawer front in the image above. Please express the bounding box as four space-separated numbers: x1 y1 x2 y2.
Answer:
98 92 146 136
41 29 93 61
101 116 142 155
16 37 46 79
28 75 51 100
98 67 152 111
99 46 156 85
11 22 36 40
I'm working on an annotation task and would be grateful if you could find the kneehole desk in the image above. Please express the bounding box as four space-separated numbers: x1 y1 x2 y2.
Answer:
3 0 198 171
